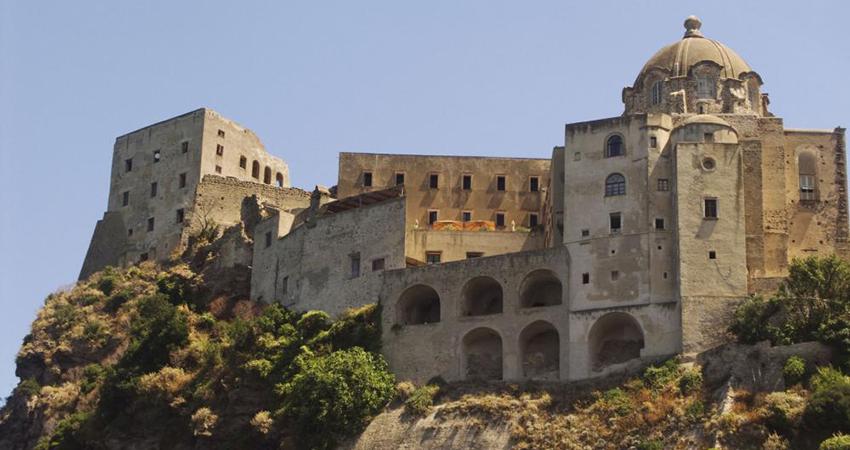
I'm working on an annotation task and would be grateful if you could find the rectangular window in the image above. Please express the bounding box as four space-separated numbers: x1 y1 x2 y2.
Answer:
709 250 717 260
697 77 716 98
363 171 373 187
150 182 158 197
610 212 622 233
395 172 405 186
800 175 816 200
704 198 718 219
462 174 472 190
179 172 187 188
176 208 184 224
650 136 658 148
350 253 361 278
265 231 272 248
462 211 472 222
529 213 539 228
125 158 133 172
429 173 439 189
239 156 247 168
217 129 225 138
611 270 619 281
181 141 189 153
281 276 288 295
574 152 581 161
428 210 438 225
529 176 539 192
496 175 506 191
371 258 385 271
127 228 133 237
582 273 590 284
495 212 505 228
122 191 129 207
655 218 665 230
657 178 669 191
581 229 590 238
215 165 222 174
216 144 224 156
147 217 155 232
426 252 441 265
153 149 161 163
466 252 483 259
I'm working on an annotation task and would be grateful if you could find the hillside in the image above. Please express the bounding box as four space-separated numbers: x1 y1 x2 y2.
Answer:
4 230 850 449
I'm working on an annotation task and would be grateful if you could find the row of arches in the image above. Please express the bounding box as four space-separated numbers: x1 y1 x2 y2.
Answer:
396 269 563 324
247 159 285 187
460 313 645 381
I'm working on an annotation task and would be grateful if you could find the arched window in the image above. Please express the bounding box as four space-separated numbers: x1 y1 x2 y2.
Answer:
397 284 440 325
799 150 817 201
461 277 503 316
519 269 562 308
275 172 284 188
251 161 260 179
263 167 272 184
650 81 663 105
588 312 644 371
605 173 626 197
605 135 624 158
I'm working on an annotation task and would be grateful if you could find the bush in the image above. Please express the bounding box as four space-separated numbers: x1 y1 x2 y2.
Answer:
34 411 91 450
784 356 807 386
685 399 705 422
598 387 633 416
806 367 850 432
762 390 806 431
296 310 331 340
728 295 784 344
18 378 41 397
822 434 850 450
191 407 218 437
97 274 118 296
395 381 416 401
80 364 106 394
636 439 664 450
763 432 791 450
250 410 274 435
278 347 395 449
643 359 680 389
679 367 703 395
405 384 440 416
104 288 133 312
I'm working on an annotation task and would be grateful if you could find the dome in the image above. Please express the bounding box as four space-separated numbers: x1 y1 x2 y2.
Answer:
637 16 752 81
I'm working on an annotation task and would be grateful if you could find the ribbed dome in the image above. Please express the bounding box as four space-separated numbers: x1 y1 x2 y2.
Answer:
638 16 752 80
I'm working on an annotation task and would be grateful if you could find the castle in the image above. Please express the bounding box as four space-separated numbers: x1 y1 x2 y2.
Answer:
81 17 849 383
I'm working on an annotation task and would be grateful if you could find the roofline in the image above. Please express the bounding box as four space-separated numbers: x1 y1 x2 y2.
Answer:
115 107 209 140
338 151 550 161
565 115 634 129
784 128 840 135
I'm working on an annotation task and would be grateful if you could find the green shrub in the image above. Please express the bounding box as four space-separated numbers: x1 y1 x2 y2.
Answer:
784 356 807 386
34 411 92 450
806 367 850 432
296 310 331 340
679 367 703 395
52 303 79 331
685 399 705 421
81 364 107 394
97 275 117 296
18 378 41 397
317 304 382 353
821 434 850 450
278 347 395 450
156 267 197 308
762 390 806 431
728 295 784 344
636 439 664 450
643 359 680 389
104 288 133 312
405 384 441 416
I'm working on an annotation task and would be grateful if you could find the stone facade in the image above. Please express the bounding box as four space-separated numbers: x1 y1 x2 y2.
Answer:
80 16 849 384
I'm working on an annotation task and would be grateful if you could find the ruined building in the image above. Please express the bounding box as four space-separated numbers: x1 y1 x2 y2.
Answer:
81 16 848 383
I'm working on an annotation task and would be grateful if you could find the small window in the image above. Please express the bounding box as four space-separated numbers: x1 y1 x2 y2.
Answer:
582 273 590 284
466 252 483 259
663 272 668 279
275 173 284 188
125 158 133 172
611 270 619 281
529 213 539 228
610 212 622 233
605 173 626 197
181 141 189 153
127 228 133 237
217 129 225 138
655 218 665 230
496 175 506 191
650 80 663 105
429 173 439 189
215 165 222 174
529 176 540 192
350 253 361 278
147 217 155 232
704 198 718 219
697 76 716 98
239 156 247 169
179 172 187 188
495 212 505 228
605 135 624 158
657 178 670 191
122 191 129 207
462 174 472 190
800 175 816 200
428 210 438 225
574 152 581 161
462 211 472 222
371 258 385 271
363 172 373 187
650 136 657 148
709 250 717 260
252 161 260 179
176 208 184 224
216 144 224 156
581 229 590 238
263 167 271 184
426 252 441 265
395 172 405 186
264 231 273 248
281 276 288 295
150 182 158 197
153 150 161 163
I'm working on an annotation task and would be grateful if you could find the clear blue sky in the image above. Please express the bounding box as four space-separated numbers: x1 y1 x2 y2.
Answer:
1 1 848 401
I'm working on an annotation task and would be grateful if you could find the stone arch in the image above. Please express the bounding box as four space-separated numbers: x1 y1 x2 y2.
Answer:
461 276 503 316
263 166 272 184
275 172 284 187
397 284 440 325
251 161 260 179
519 320 559 380
588 312 645 372
519 269 562 308
462 327 503 381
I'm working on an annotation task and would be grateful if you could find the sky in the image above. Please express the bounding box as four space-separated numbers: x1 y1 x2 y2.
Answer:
1 1 849 401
